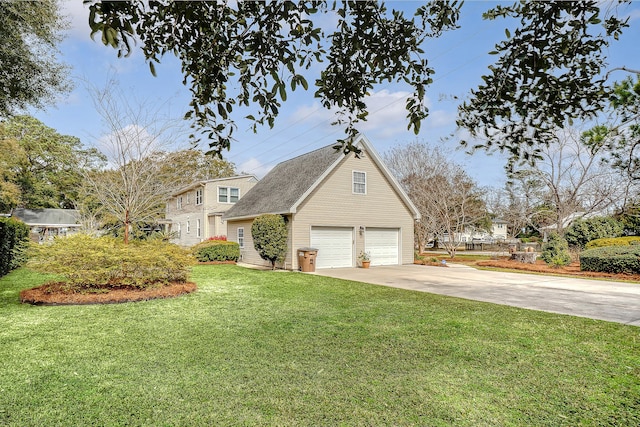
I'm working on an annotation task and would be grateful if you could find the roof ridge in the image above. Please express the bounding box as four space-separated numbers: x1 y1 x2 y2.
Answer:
277 143 340 165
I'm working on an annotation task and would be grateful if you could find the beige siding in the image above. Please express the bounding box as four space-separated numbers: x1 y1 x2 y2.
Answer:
292 149 415 270
228 216 294 269
226 150 415 270
165 176 258 247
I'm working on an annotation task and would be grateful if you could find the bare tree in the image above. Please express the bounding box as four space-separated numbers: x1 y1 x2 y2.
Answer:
483 179 547 239
81 82 188 243
385 141 487 257
509 127 633 235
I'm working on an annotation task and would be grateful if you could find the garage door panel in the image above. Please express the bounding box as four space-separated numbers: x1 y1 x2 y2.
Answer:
366 228 399 266
311 227 353 269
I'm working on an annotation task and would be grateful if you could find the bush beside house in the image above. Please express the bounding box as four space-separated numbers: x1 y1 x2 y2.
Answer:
251 214 288 270
0 217 30 277
192 239 240 262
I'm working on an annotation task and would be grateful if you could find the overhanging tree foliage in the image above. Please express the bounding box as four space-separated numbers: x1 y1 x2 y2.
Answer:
86 1 636 166
0 0 71 117
85 0 461 155
457 1 632 166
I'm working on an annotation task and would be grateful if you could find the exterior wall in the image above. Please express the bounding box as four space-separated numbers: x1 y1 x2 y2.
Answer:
227 216 294 269
165 176 257 247
225 151 416 270
491 222 508 239
292 150 415 270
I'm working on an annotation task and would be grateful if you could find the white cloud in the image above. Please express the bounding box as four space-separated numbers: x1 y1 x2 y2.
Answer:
425 109 457 129
238 157 274 178
60 1 92 40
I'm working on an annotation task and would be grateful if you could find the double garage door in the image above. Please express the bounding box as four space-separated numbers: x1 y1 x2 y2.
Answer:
310 226 399 269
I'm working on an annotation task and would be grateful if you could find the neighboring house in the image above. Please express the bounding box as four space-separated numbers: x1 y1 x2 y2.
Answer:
11 208 81 242
444 219 509 244
491 218 508 240
165 175 258 247
223 135 421 270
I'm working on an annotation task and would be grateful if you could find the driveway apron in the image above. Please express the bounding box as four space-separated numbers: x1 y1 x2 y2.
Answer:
313 264 640 327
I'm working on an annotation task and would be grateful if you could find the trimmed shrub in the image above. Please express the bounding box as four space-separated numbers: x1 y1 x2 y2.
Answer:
580 245 640 274
541 233 572 267
192 240 240 262
251 214 288 269
27 233 195 289
565 217 623 249
0 217 30 277
585 236 640 249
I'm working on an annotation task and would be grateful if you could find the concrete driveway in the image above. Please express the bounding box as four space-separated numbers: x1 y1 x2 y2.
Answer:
314 263 640 327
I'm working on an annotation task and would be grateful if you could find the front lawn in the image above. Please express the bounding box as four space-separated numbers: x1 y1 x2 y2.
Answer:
1 265 639 426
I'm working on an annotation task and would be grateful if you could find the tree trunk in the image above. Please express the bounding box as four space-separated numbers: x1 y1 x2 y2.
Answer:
124 209 130 245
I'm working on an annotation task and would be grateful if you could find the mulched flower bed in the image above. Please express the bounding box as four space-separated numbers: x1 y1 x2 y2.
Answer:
20 282 197 306
476 259 640 282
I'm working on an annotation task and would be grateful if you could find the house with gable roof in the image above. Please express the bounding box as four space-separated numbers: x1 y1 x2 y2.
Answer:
223 135 421 270
11 208 81 242
165 175 258 247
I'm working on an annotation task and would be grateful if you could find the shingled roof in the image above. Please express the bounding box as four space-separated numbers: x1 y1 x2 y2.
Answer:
223 144 344 220
12 208 80 227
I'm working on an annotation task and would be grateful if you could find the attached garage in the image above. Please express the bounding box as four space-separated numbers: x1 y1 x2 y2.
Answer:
310 226 354 269
365 228 399 266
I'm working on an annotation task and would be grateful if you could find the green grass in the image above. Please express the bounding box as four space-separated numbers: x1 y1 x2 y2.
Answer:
1 265 639 426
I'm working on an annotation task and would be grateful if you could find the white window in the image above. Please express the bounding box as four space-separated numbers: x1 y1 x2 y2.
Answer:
177 222 181 238
196 219 201 237
196 188 203 205
186 192 190 204
237 227 244 249
219 187 240 203
186 220 190 234
353 171 366 194
176 196 183 210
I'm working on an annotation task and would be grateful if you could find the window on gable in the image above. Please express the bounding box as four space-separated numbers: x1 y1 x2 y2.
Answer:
218 187 228 203
219 187 240 203
196 188 203 205
237 227 244 249
230 188 239 203
353 171 366 194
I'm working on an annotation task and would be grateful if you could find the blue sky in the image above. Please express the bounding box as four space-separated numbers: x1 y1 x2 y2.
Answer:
33 1 640 188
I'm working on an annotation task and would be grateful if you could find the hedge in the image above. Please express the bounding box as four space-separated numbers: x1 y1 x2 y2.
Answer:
585 236 640 249
192 240 240 262
0 217 30 277
579 245 640 274
27 234 195 289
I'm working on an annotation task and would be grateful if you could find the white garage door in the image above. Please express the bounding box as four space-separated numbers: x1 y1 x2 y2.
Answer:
310 227 354 269
365 228 399 266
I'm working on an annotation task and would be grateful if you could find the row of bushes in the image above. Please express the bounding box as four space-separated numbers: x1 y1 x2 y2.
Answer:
580 246 640 274
0 217 30 277
28 234 195 289
539 233 640 274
